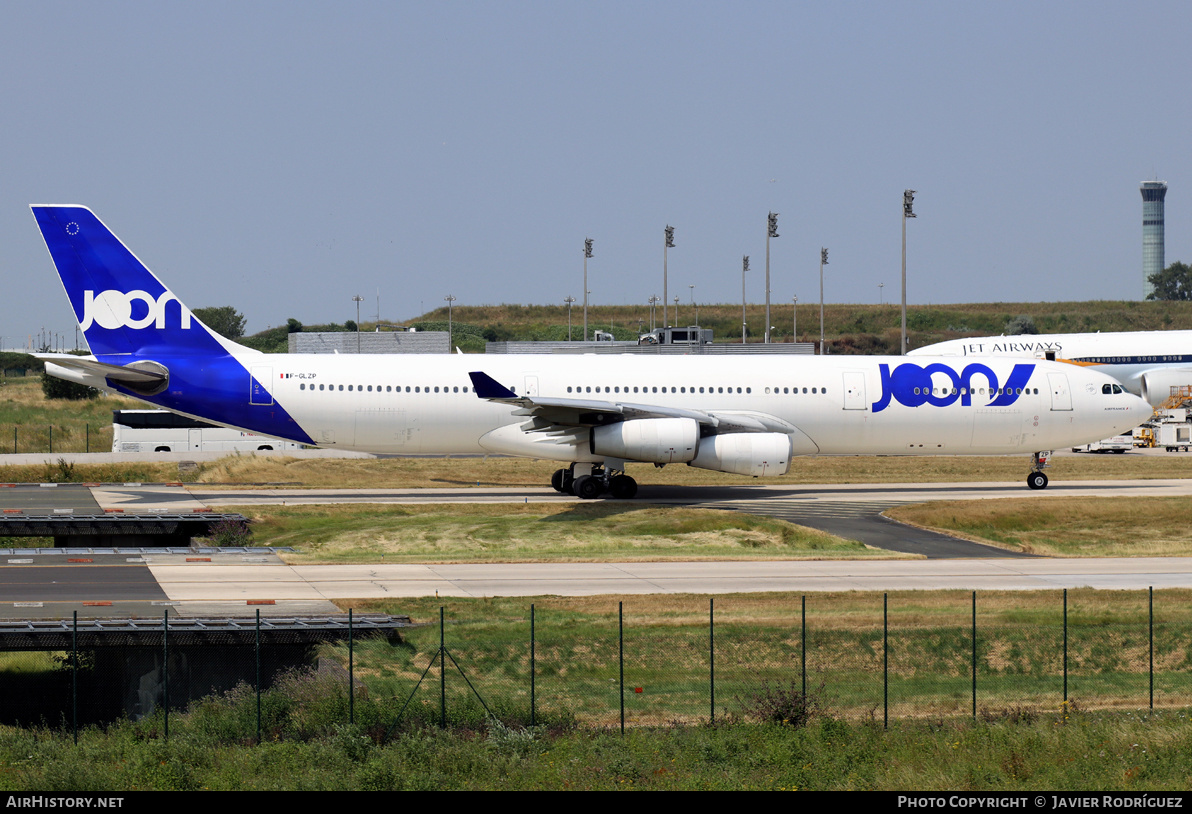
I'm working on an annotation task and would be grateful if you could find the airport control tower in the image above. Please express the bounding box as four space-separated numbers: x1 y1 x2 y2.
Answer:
1141 180 1167 297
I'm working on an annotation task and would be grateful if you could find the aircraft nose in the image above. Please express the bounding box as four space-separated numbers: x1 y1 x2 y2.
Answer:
1128 393 1153 424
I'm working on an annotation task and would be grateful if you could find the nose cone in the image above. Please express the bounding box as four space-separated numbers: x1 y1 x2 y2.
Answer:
1126 392 1153 427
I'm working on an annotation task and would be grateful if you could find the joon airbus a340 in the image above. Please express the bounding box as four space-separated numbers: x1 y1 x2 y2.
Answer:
31 205 1149 494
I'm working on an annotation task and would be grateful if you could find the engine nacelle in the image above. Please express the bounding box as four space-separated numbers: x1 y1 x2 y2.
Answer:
1140 368 1192 407
688 433 792 477
591 417 699 463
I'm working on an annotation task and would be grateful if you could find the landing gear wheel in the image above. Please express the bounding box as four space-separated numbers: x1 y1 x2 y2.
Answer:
551 469 566 492
608 474 638 499
573 475 603 500
1027 471 1049 490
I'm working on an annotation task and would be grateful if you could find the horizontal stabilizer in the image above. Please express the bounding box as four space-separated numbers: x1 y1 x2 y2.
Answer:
36 354 168 386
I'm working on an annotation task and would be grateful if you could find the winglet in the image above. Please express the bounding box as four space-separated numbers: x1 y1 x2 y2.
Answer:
468 371 518 400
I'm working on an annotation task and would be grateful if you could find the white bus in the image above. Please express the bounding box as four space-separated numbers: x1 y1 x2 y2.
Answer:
111 410 301 453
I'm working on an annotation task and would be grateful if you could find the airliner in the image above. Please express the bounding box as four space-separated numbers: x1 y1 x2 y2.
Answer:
30 205 1150 494
912 331 1192 407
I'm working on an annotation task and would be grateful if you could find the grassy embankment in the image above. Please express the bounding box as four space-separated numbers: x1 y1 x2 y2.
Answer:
402 297 1192 354
4 708 1191 790
4 589 1192 789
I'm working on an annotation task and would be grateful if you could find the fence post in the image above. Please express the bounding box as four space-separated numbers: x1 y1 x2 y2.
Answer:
971 590 977 718
709 597 715 724
163 608 169 740
348 608 355 725
530 604 536 727
1149 586 1154 710
801 595 807 698
619 601 625 735
439 607 446 728
72 611 78 745
883 593 888 730
1063 589 1068 706
255 608 261 744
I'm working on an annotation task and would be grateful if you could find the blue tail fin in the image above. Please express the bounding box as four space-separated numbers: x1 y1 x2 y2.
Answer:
31 205 226 358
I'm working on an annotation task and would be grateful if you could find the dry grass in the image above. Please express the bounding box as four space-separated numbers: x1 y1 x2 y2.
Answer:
887 496 1192 557
178 451 1192 490
227 502 881 564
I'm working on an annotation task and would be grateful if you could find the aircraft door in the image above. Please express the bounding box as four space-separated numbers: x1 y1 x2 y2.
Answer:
524 375 539 397
1047 373 1072 411
250 366 274 406
842 370 867 410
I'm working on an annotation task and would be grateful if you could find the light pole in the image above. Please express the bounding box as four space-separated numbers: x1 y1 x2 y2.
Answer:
792 295 798 341
582 238 593 341
444 295 456 347
663 226 675 328
564 296 576 341
819 248 828 354
902 189 916 355
765 212 779 343
742 255 749 343
879 282 884 305
352 295 364 353
648 296 659 331
689 284 696 326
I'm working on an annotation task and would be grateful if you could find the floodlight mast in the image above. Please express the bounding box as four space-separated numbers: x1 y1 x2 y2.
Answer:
819 248 828 353
765 212 778 343
902 189 916 355
583 238 593 341
741 255 749 343
663 225 675 328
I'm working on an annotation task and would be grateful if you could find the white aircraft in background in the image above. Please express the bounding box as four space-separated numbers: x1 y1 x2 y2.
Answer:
31 205 1149 494
912 331 1192 407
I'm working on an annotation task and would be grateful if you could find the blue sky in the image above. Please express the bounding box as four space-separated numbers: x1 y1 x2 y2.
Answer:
2 1 1189 347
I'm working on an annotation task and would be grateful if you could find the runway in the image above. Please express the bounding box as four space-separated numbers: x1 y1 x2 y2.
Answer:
4 477 1192 615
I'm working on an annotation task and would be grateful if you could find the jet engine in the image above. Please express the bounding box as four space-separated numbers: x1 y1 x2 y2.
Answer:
591 417 699 463
1140 368 1192 406
689 432 792 477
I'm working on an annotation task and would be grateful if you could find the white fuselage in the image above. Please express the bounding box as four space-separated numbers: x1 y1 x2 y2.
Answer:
248 351 1148 460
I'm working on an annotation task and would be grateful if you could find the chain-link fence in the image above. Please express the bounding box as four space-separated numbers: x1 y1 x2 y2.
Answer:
3 589 1191 741
1 424 112 454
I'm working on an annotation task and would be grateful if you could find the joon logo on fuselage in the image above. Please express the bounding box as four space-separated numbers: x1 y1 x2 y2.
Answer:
871 362 1036 413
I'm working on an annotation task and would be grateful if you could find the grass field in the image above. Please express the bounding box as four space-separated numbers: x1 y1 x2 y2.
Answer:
4 588 1192 789
887 497 1192 557
0 376 139 454
332 589 1192 726
231 502 878 563
3 706 1191 790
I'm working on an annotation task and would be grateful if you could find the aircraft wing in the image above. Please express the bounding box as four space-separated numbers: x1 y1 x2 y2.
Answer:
468 371 795 434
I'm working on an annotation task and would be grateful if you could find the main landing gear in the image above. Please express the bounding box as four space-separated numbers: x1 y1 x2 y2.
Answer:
1026 450 1052 490
551 463 638 500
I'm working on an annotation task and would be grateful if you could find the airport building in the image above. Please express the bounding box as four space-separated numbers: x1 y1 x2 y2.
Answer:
1141 180 1167 298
